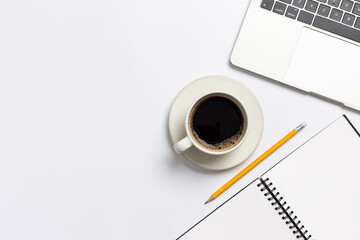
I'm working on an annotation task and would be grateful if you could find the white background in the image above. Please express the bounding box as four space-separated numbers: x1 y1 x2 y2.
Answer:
0 1 359 239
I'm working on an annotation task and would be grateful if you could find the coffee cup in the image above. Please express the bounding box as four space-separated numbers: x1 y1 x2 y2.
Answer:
174 92 248 156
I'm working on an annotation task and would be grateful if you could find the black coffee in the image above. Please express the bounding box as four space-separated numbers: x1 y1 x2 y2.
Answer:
189 95 245 151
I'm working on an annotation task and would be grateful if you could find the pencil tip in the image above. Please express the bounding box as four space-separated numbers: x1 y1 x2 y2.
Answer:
205 196 215 204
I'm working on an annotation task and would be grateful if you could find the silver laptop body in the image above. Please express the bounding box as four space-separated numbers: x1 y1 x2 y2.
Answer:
231 0 360 110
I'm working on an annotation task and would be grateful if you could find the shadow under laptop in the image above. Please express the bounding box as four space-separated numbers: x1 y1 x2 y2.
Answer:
228 61 360 114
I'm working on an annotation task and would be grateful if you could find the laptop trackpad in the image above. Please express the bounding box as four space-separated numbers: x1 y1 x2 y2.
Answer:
284 27 360 109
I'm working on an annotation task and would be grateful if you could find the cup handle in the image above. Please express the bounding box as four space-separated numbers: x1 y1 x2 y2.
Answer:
174 136 193 154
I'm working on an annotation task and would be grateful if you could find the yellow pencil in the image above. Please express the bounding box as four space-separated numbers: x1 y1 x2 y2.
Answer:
205 122 307 204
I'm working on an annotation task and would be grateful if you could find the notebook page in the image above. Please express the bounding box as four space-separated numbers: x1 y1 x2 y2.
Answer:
262 116 360 239
178 179 296 240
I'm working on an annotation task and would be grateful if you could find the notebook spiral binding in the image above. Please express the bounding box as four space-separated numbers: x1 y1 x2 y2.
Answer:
257 177 313 240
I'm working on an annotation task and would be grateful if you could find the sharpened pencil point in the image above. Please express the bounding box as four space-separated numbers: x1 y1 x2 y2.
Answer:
205 196 215 204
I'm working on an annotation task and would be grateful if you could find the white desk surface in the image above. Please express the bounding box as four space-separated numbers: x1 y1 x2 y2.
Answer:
0 1 359 239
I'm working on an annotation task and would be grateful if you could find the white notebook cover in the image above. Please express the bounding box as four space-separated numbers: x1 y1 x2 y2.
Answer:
178 115 360 239
178 179 296 239
262 115 360 239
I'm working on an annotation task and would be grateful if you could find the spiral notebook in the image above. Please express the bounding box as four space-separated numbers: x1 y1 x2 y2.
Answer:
178 115 360 239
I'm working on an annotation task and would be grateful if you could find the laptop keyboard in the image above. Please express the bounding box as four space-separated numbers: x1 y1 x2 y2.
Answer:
261 0 360 43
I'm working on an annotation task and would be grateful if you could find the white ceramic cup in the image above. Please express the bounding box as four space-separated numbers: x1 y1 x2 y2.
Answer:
173 92 248 156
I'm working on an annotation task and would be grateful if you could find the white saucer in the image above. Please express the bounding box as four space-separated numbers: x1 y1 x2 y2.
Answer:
168 76 264 170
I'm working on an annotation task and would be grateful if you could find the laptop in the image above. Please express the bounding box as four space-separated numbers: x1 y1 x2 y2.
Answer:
231 0 360 111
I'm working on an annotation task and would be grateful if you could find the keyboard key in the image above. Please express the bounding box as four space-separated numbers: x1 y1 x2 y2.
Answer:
293 0 306 8
298 10 315 24
286 6 300 18
313 15 360 43
330 8 344 21
342 13 356 25
261 0 275 10
328 0 341 7
273 1 287 15
352 3 360 15
305 0 319 13
317 4 331 17
340 0 354 12
280 0 292 4
355 17 360 28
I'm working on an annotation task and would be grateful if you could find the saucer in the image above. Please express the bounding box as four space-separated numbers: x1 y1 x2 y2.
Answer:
168 76 264 170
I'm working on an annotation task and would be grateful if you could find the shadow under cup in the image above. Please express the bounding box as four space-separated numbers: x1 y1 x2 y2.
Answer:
188 93 247 153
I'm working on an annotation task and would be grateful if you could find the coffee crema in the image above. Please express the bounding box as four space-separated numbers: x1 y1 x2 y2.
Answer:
189 95 245 151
